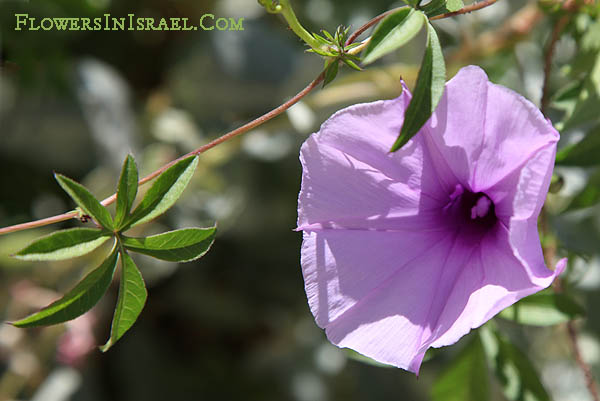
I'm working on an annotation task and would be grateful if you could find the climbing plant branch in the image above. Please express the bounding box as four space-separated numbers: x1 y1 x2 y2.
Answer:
0 0 503 237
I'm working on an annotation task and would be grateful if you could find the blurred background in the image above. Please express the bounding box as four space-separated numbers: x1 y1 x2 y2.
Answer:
0 0 599 400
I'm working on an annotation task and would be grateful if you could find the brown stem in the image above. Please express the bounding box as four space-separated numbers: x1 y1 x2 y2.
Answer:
541 15 570 116
345 0 501 47
0 0 504 236
567 321 600 401
429 0 499 21
345 7 402 46
0 72 324 236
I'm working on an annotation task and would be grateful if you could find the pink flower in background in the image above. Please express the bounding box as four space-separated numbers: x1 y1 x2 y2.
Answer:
297 66 565 374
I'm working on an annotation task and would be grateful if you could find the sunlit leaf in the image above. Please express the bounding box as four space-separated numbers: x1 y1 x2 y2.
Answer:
498 290 585 326
362 8 425 65
115 154 139 229
12 245 119 327
556 124 600 166
55 174 114 230
561 52 600 131
122 227 216 262
480 325 550 401
124 156 198 229
14 228 112 261
565 168 600 211
431 334 489 401
391 22 445 152
421 0 465 18
100 251 147 351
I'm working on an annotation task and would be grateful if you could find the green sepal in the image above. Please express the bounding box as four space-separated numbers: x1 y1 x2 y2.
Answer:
342 58 362 71
13 228 112 261
322 60 339 88
100 250 147 351
122 227 216 262
55 174 114 230
11 243 119 327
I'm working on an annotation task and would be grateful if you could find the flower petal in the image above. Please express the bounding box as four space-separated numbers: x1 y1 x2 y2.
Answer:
423 65 489 189
428 225 563 351
474 81 559 192
315 232 482 373
298 93 452 232
490 143 557 222
301 228 447 329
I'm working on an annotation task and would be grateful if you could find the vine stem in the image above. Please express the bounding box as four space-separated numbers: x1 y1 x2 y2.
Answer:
567 321 600 401
0 72 324 236
0 0 502 236
345 0 501 46
541 14 569 116
429 0 499 21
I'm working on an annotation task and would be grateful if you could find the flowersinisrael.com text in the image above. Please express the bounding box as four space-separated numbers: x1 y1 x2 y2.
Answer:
15 13 244 31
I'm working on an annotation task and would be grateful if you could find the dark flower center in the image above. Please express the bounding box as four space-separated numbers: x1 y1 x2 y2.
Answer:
443 185 497 236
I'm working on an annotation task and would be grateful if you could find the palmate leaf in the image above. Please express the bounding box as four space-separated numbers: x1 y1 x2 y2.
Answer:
431 334 489 401
498 290 585 326
390 22 445 152
124 156 199 230
122 227 216 262
114 154 139 229
12 244 119 327
362 8 425 65
14 228 112 261
100 251 147 352
55 174 114 230
480 325 550 401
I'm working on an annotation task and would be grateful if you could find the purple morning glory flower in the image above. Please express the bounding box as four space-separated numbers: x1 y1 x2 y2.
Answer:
297 66 565 374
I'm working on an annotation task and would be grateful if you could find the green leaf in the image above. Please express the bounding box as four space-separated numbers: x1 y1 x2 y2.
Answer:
431 334 489 401
322 59 339 88
115 155 139 229
125 156 198 229
55 174 114 230
556 125 600 166
122 227 216 262
12 245 119 327
480 325 550 401
14 228 112 261
565 168 600 211
561 52 600 131
498 290 585 326
391 22 445 152
100 251 147 352
362 8 426 65
421 0 465 18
